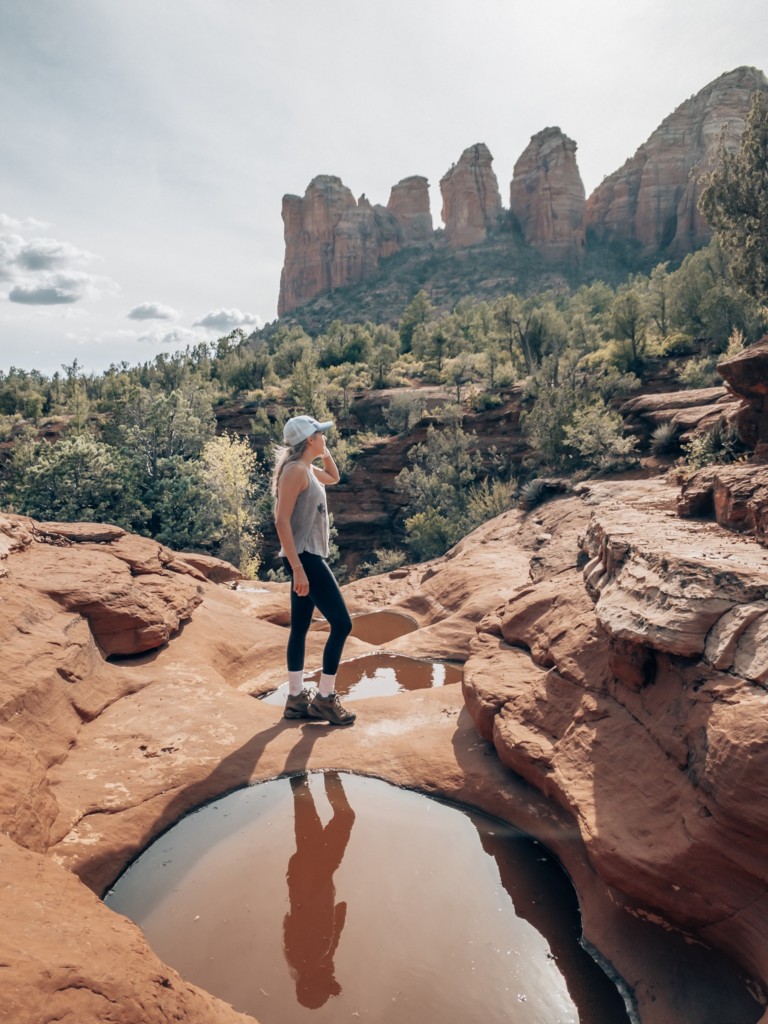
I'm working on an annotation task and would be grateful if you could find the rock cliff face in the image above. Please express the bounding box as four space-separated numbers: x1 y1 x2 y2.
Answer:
463 477 768 1012
4 467 768 1023
386 175 433 244
278 176 400 316
276 66 766 316
509 127 586 256
278 175 432 316
585 66 768 257
439 142 503 248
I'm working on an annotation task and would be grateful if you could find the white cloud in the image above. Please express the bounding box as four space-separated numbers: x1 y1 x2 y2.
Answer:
137 325 205 347
17 237 93 271
1 219 116 308
0 214 51 231
194 308 262 332
127 301 180 321
9 280 81 305
8 269 118 306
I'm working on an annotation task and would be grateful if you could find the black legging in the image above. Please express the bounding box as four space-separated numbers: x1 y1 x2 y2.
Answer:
282 552 353 675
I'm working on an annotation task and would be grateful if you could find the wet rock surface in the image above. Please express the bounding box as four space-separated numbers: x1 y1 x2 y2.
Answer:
2 485 768 1023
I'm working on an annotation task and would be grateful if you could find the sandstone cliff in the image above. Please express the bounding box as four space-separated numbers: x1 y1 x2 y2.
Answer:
276 66 766 319
585 66 768 258
439 142 503 248
509 127 586 257
278 174 432 316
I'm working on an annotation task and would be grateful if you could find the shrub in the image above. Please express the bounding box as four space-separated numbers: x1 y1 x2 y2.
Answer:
518 477 548 510
650 421 679 455
683 420 745 470
403 508 458 560
385 391 427 435
355 547 407 578
468 390 503 413
677 356 720 389
563 403 637 470
465 477 517 527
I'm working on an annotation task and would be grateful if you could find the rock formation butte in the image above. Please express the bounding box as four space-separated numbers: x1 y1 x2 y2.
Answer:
509 127 586 256
278 174 432 315
439 142 503 248
585 65 768 257
277 66 768 315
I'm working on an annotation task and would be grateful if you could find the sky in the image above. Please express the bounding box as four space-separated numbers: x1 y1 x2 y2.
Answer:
1 0 766 376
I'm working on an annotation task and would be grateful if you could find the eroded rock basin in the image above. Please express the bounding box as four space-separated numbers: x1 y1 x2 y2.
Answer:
106 772 629 1024
260 652 463 705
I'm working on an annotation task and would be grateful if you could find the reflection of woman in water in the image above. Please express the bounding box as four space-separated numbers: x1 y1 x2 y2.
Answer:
283 772 356 1008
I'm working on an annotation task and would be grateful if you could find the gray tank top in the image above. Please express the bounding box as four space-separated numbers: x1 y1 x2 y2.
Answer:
279 465 330 559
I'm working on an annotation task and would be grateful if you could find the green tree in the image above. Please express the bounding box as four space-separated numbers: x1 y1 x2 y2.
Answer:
395 420 485 556
201 434 264 576
367 325 400 387
611 284 648 371
149 456 216 552
10 435 146 527
289 350 330 420
399 290 433 352
108 382 216 478
699 90 768 303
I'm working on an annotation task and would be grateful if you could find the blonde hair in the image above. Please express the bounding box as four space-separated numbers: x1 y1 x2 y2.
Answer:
270 438 309 498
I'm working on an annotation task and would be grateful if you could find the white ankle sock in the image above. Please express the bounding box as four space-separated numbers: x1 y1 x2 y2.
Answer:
318 672 336 697
287 670 304 696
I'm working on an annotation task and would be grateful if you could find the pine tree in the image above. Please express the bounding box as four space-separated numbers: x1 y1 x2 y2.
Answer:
699 91 768 304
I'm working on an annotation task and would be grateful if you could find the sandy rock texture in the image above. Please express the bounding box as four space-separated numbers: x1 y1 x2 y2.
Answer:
585 66 768 258
439 142 503 248
3 482 768 1024
464 479 768 1018
278 173 432 315
509 126 586 257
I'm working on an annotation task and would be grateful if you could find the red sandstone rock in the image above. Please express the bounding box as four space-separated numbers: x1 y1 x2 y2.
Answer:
386 175 433 243
278 175 405 315
173 551 244 583
462 480 768 1001
718 337 768 449
509 127 586 256
586 67 768 258
677 463 768 544
620 385 740 446
4 486 768 1023
0 835 252 1024
439 143 502 248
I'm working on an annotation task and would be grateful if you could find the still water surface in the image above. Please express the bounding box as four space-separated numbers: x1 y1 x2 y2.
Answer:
260 652 463 705
106 772 629 1024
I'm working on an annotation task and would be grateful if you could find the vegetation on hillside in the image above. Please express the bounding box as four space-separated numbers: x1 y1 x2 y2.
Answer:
2 148 767 577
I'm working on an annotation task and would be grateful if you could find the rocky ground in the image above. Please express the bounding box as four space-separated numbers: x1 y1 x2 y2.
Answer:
4 340 768 1024
2 461 768 1023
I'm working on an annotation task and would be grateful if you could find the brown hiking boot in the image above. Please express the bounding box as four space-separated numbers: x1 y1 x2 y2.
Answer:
283 688 316 720
307 691 356 726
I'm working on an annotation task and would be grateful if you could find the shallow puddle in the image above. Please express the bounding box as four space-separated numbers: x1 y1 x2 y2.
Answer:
260 652 463 705
106 772 630 1024
339 609 419 645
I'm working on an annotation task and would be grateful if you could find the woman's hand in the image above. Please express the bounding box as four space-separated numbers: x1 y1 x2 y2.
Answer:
292 564 310 597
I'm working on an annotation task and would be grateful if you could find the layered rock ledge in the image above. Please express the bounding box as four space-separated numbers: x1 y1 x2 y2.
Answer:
3 481 768 1023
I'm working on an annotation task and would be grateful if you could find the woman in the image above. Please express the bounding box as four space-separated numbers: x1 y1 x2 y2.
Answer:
272 414 355 726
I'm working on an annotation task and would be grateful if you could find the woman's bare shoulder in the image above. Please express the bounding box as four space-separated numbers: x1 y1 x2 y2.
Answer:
279 462 309 488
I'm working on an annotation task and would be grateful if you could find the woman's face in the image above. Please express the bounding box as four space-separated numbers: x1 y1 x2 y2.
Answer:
308 431 325 453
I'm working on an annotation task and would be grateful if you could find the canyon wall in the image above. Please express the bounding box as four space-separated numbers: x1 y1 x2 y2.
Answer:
439 142 503 248
277 174 432 316
585 65 768 257
277 66 767 316
509 126 586 257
